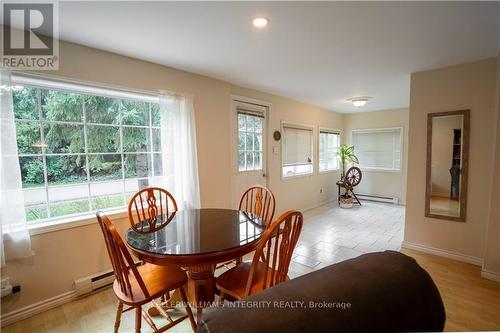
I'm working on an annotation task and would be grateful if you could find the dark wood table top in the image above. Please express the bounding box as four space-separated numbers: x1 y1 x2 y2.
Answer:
125 208 265 266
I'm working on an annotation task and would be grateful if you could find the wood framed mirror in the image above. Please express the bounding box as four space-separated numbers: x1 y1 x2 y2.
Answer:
425 110 470 222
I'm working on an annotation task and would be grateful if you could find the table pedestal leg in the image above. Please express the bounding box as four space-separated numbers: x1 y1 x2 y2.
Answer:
186 264 216 323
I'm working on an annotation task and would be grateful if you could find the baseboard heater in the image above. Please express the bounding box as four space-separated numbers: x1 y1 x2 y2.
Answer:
357 193 399 204
74 261 142 296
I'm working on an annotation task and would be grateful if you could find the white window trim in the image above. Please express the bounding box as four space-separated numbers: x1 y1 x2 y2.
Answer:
26 208 128 236
231 95 271 176
280 121 315 180
350 127 404 173
318 127 341 174
12 73 161 103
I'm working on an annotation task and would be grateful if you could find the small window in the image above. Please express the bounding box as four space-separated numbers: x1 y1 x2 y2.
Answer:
351 128 402 171
282 124 313 177
319 130 340 172
237 108 264 172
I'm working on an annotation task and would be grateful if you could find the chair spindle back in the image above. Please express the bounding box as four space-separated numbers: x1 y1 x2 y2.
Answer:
128 187 178 233
239 185 276 227
96 211 149 299
244 210 303 297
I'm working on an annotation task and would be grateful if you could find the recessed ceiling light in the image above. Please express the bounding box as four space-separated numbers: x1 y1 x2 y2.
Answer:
347 96 372 107
253 17 269 28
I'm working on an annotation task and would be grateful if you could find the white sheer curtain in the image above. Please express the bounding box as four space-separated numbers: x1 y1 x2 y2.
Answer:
159 94 201 210
0 70 32 267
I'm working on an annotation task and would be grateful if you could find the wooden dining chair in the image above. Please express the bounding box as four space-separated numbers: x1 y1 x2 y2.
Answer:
239 185 276 228
217 185 276 269
128 187 178 232
96 212 196 333
216 210 303 301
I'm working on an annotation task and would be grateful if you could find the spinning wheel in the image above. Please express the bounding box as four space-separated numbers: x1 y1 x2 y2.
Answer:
336 166 363 206
345 166 362 188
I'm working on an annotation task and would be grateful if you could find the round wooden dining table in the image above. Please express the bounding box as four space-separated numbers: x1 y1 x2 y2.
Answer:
125 208 265 320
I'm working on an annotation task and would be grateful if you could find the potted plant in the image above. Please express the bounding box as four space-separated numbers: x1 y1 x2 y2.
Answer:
336 144 359 208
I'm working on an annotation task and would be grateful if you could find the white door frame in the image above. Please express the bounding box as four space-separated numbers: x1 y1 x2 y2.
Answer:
229 94 272 208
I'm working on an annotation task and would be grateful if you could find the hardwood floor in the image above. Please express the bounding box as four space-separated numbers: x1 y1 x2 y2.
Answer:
2 203 500 332
402 249 500 331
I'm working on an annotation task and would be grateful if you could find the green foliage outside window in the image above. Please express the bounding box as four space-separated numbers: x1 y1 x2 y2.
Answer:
13 86 163 221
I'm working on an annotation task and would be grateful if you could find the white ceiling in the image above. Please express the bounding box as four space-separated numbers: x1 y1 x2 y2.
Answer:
14 2 500 112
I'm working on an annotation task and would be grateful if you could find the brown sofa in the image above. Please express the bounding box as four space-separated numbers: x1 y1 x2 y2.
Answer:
197 251 445 333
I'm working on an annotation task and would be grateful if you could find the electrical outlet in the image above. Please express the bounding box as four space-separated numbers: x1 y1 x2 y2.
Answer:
1 278 13 298
1 277 9 289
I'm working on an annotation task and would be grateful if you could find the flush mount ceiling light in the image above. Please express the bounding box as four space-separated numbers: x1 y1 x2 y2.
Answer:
347 96 372 107
253 17 269 28
352 99 368 107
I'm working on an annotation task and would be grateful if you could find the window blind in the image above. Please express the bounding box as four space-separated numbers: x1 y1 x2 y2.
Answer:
235 100 266 118
282 125 313 166
351 128 402 170
236 107 265 119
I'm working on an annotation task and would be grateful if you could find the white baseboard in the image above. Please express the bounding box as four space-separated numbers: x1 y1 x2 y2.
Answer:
402 240 483 266
357 193 399 204
1 290 77 327
481 269 500 282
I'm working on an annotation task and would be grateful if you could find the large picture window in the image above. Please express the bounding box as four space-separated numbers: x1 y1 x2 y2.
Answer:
319 130 340 172
351 127 402 171
282 124 313 177
13 84 165 223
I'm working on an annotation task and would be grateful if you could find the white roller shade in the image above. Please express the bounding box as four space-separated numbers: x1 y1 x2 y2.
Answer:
283 125 313 166
235 101 266 118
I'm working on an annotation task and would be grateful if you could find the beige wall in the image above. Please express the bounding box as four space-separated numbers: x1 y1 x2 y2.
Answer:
405 58 498 262
483 53 500 275
1 41 343 316
230 86 343 214
343 109 409 204
1 213 131 317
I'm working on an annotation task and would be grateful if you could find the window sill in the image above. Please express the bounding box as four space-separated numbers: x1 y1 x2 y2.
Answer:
237 168 263 174
360 167 402 173
281 172 314 180
27 208 129 236
319 169 340 174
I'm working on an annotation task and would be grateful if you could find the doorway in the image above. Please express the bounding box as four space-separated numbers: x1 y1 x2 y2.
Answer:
230 96 270 208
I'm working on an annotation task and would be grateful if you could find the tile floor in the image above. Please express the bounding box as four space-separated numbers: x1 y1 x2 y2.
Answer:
2 201 405 333
288 201 404 278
